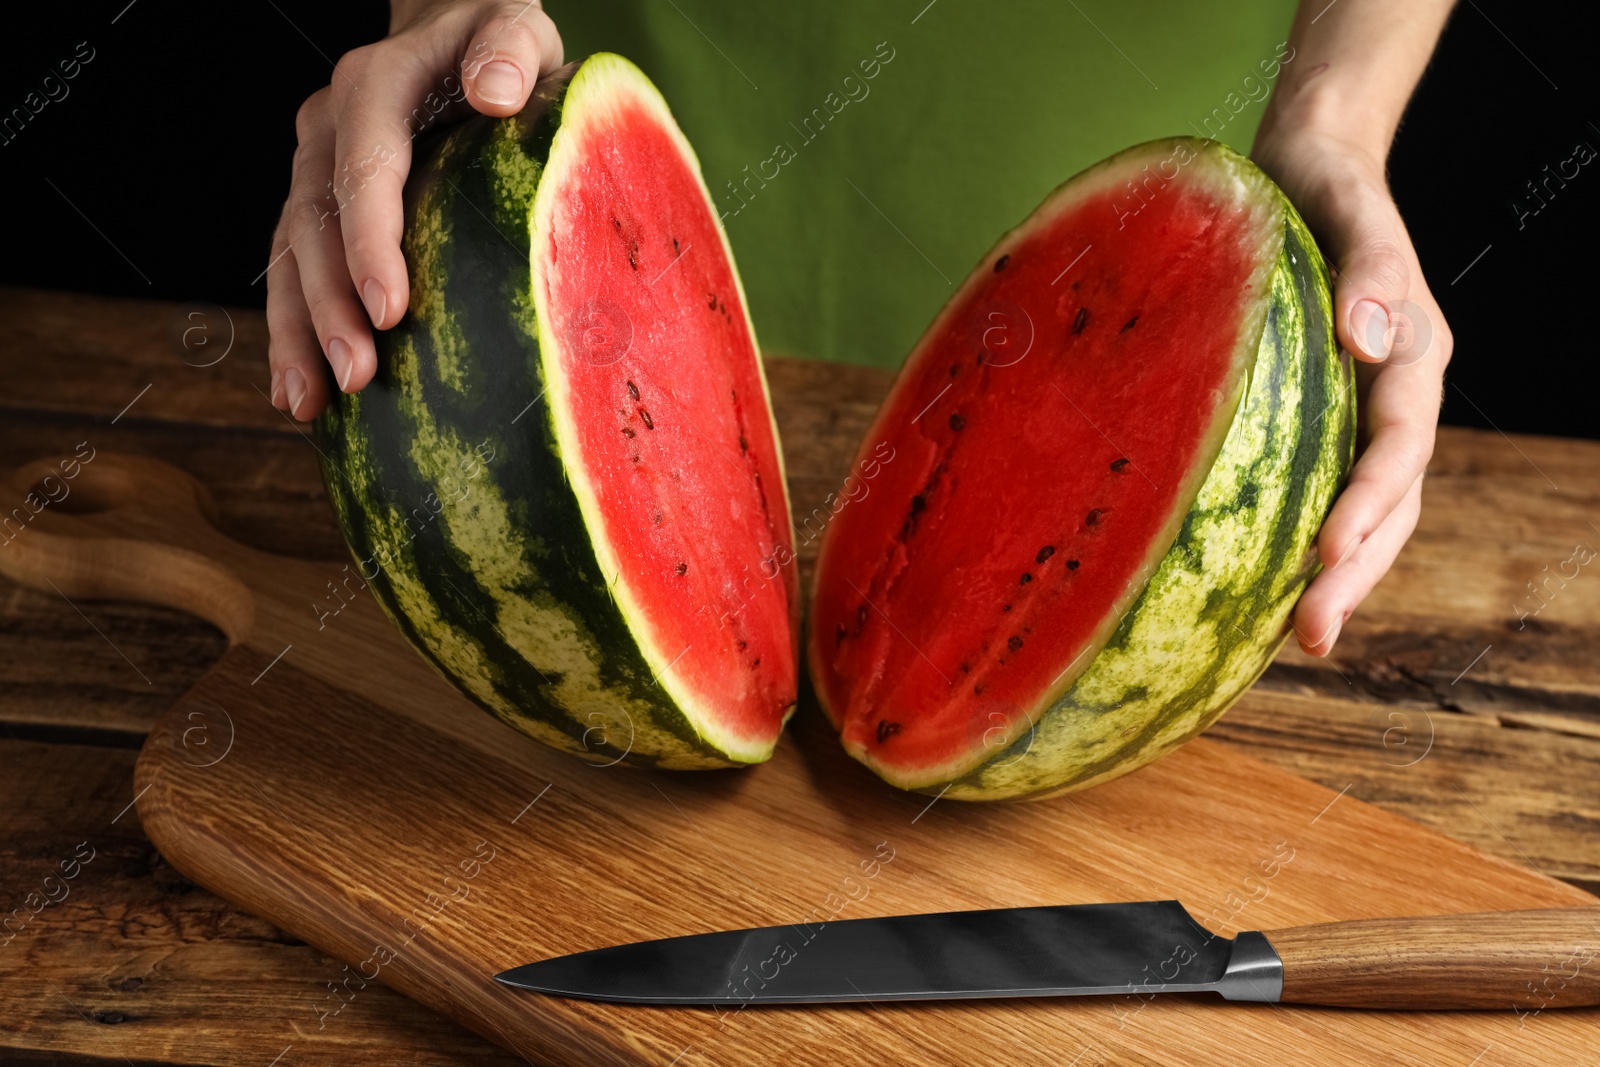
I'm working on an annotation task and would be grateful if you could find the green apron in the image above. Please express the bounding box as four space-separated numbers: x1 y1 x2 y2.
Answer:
549 0 1298 369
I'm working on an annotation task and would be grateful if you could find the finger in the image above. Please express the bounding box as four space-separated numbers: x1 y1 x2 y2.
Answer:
462 2 565 116
327 42 431 350
1325 188 1414 363
1316 347 1441 570
286 91 378 411
264 227 329 422
1293 476 1422 656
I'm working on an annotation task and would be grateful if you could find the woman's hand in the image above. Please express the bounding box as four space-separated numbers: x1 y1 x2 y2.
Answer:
1253 125 1452 657
265 0 563 422
1252 0 1456 657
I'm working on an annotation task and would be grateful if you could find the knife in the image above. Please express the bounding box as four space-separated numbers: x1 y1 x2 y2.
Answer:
496 900 1600 1011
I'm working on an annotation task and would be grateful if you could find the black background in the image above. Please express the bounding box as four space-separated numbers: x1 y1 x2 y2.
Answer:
1 1 1593 439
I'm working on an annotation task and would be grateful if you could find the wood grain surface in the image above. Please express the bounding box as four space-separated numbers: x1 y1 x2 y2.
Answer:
0 739 521 1067
3 447 1598 1065
3 287 1600 1064
1267 908 1600 1010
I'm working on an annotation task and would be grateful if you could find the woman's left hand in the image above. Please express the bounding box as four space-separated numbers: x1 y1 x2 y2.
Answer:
1252 124 1453 657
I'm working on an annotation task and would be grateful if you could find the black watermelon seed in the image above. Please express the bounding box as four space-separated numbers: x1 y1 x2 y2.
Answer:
627 380 639 400
1036 545 1055 564
1086 509 1102 526
640 408 654 430
910 494 926 513
1072 307 1089 334
708 293 717 308
1003 604 1012 612
752 658 760 668
1110 457 1130 472
631 455 641 464
835 624 847 645
1007 635 1024 652
960 662 971 673
675 562 687 575
1019 573 1033 585
950 363 961 377
621 427 635 438
994 254 1010 272
739 435 749 453
612 217 622 230
876 719 902 743
949 413 966 431
737 639 748 651
974 684 986 695
653 511 664 524
1067 559 1080 570
1122 315 1139 332
628 244 639 270
672 237 680 253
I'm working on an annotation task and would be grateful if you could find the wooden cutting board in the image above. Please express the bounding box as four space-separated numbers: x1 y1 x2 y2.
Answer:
2 448 1595 1066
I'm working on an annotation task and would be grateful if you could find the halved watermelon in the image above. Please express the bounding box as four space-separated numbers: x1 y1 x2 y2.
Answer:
317 55 797 768
809 138 1354 800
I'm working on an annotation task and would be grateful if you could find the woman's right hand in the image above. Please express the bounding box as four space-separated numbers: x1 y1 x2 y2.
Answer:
265 0 564 422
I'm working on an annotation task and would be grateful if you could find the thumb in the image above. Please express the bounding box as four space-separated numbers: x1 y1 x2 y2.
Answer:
1333 207 1413 364
462 4 564 117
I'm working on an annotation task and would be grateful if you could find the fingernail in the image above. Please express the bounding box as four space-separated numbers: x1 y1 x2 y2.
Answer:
1351 299 1391 359
285 367 308 420
1320 616 1343 655
270 368 285 408
1332 536 1361 570
329 337 354 392
474 61 524 107
361 278 387 328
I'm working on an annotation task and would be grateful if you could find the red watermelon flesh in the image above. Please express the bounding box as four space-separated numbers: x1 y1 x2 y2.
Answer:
810 156 1272 783
538 80 797 757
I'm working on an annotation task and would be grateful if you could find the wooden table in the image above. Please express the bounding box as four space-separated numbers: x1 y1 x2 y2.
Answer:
1 286 1596 1065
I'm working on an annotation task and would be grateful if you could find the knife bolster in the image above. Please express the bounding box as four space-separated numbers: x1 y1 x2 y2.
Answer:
1264 908 1600 1010
1215 931 1284 1002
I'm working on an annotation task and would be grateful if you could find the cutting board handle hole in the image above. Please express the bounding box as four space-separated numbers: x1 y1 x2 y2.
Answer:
6 455 256 646
25 461 137 515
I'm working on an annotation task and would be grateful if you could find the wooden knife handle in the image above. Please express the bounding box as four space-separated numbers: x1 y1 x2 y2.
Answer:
1263 907 1600 1010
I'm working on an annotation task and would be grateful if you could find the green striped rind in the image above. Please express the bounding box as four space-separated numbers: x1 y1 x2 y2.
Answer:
315 58 747 770
942 151 1355 801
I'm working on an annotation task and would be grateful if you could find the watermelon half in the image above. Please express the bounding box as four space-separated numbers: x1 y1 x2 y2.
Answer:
809 138 1355 800
317 54 798 768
